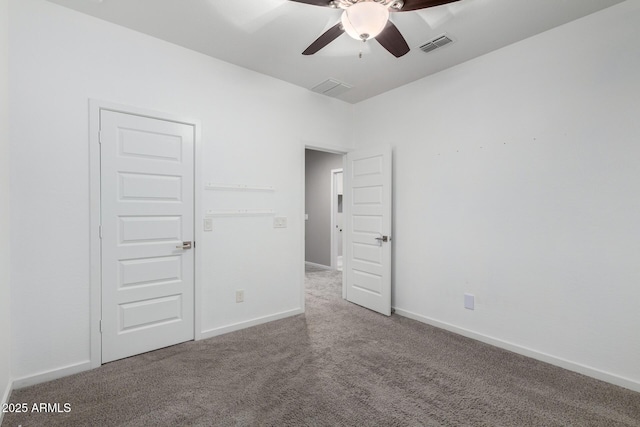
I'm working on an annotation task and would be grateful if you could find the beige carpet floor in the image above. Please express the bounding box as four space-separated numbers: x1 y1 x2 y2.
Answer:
3 268 640 426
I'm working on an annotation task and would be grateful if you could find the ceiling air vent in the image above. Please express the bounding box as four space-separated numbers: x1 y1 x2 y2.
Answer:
419 34 454 54
311 79 352 98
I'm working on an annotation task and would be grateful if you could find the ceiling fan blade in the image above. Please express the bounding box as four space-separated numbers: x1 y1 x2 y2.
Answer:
302 22 345 55
288 0 332 6
375 21 410 58
398 0 460 12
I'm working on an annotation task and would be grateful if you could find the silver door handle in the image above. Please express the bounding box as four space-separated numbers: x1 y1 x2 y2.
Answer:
176 241 192 250
375 236 389 243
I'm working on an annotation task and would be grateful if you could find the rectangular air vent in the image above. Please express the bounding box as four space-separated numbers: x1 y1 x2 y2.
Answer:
419 34 453 54
311 79 352 98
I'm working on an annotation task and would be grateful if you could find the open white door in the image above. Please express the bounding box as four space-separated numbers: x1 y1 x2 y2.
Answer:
100 110 195 363
344 146 392 316
331 169 344 271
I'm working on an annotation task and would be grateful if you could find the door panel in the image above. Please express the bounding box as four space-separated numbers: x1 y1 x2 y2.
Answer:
345 146 392 316
352 243 382 264
118 216 182 243
119 295 183 332
118 173 183 201
118 256 182 288
101 110 195 363
119 129 183 161
353 186 383 204
353 215 382 233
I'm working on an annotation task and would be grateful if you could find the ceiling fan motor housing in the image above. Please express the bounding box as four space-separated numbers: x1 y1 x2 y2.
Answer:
341 2 389 40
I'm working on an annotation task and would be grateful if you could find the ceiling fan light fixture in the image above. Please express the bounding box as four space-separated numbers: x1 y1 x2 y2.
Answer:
341 2 389 41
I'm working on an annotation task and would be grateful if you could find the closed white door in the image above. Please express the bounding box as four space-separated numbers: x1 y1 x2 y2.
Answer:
100 110 195 363
344 146 392 316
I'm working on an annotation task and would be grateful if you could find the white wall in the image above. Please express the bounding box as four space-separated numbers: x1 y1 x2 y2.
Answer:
353 1 640 391
9 0 351 383
0 0 13 412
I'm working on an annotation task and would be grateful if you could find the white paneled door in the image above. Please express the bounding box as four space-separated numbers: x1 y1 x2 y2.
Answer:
345 146 392 316
100 110 195 363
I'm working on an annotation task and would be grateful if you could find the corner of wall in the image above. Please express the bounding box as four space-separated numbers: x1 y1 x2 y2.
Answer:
0 379 14 424
0 0 13 416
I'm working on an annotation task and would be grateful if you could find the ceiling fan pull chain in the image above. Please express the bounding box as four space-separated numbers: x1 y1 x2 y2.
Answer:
359 38 367 59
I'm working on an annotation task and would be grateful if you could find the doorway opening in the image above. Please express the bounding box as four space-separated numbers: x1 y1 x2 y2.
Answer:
304 149 345 271
303 145 393 316
304 148 346 303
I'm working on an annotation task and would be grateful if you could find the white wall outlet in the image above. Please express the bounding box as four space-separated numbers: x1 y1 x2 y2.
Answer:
203 218 213 231
236 290 244 303
274 217 287 228
305 214 309 221
464 293 475 310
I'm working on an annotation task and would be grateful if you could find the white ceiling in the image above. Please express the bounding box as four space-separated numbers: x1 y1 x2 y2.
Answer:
46 0 624 104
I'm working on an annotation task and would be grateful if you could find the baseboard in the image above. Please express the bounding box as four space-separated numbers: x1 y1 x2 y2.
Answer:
0 378 13 425
12 360 92 390
304 261 333 271
199 308 304 340
393 307 640 393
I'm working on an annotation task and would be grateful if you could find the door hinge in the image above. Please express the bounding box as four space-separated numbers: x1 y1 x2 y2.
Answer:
99 225 102 239
99 320 102 333
98 131 102 144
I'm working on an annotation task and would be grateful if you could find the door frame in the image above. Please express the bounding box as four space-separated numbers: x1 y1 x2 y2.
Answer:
89 99 202 368
301 143 350 311
330 168 343 271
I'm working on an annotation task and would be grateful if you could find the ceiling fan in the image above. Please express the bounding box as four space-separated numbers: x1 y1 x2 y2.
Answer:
290 0 460 58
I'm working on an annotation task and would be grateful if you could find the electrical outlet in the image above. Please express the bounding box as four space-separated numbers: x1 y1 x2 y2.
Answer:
236 290 244 303
203 218 213 231
464 293 475 310
273 217 287 228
